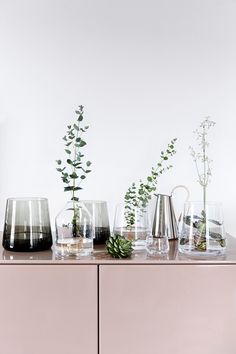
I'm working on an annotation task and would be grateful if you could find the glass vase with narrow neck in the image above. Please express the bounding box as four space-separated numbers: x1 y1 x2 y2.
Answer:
113 203 151 251
178 201 226 256
55 200 93 258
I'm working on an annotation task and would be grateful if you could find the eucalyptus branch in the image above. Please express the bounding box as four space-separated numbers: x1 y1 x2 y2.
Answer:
124 138 177 229
56 105 92 237
56 105 92 202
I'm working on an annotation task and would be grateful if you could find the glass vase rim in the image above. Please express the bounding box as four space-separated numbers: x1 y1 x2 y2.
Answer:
81 199 107 204
65 200 83 204
7 197 48 202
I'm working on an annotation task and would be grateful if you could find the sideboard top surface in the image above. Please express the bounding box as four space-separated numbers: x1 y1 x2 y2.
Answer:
0 234 235 265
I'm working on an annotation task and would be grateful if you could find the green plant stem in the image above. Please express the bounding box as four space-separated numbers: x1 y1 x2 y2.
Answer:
56 106 92 238
124 138 177 228
188 118 217 250
203 129 206 215
72 131 78 237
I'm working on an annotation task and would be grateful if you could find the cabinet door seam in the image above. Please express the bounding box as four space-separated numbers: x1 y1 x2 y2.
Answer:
97 264 100 354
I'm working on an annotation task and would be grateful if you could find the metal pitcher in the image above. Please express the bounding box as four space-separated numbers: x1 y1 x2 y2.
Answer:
152 185 189 240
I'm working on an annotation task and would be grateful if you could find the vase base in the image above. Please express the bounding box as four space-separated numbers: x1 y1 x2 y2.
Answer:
55 238 93 258
179 247 225 258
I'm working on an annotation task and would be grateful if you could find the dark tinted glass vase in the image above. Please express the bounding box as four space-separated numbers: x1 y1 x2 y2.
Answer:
3 198 53 252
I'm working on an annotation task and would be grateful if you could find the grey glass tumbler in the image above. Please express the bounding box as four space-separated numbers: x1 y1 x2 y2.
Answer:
2 198 52 252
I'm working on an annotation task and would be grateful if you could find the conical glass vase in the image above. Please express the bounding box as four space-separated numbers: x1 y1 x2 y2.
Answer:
55 201 93 258
82 200 110 245
3 198 52 252
178 201 226 256
113 203 151 251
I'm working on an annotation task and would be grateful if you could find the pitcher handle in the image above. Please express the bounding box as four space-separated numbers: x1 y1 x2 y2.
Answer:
171 185 190 202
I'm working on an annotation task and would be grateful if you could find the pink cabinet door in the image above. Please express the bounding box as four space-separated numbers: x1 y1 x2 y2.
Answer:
99 265 236 354
0 265 97 354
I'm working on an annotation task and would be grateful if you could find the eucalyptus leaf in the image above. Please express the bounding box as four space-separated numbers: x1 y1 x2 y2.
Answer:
70 172 78 179
71 197 79 202
64 186 74 191
73 124 79 131
74 187 82 191
79 140 86 147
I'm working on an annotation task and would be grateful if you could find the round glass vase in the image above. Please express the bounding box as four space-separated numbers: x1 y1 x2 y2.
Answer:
55 201 93 258
113 203 151 251
178 201 226 256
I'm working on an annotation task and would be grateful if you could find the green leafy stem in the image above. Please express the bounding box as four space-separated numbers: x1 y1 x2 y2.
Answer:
124 138 177 229
56 105 92 236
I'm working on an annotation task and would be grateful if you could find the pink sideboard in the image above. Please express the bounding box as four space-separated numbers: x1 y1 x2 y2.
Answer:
0 236 236 354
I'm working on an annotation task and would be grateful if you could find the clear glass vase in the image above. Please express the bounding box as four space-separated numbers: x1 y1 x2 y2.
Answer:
178 201 226 256
146 235 170 256
55 201 93 258
113 203 151 251
82 200 110 245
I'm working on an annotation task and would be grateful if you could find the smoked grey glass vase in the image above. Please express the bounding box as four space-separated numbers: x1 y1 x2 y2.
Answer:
2 198 52 252
82 200 110 245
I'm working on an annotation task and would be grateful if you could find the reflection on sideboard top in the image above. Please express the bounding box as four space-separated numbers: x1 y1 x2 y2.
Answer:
0 234 236 265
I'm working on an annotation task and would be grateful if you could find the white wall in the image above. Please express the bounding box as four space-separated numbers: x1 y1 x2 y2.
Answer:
0 0 236 234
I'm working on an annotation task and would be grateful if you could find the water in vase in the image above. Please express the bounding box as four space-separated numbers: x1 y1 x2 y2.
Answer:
113 227 149 251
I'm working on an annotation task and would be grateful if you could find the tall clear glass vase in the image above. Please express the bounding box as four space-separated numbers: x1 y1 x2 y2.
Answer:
178 201 226 256
55 201 93 258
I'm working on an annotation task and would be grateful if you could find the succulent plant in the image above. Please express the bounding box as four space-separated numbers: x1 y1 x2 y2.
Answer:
106 235 133 259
